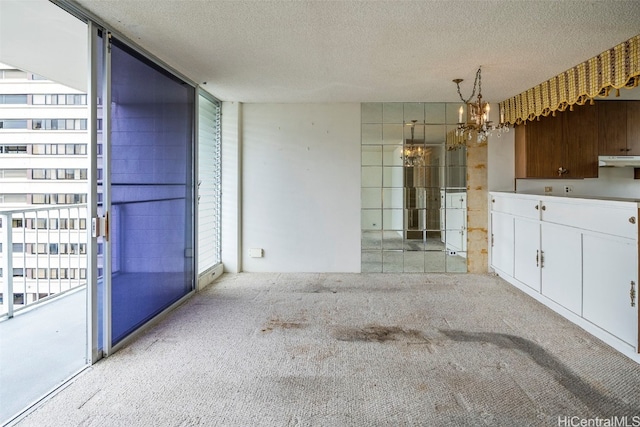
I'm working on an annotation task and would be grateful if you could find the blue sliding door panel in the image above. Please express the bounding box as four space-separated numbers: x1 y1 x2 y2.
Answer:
109 39 195 345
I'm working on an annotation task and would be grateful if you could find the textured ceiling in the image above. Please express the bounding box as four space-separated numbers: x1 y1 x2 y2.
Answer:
72 0 640 103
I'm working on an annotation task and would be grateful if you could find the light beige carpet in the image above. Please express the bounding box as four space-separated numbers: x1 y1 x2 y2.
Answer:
16 273 640 426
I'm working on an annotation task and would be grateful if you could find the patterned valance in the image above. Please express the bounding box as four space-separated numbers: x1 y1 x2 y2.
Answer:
500 34 640 125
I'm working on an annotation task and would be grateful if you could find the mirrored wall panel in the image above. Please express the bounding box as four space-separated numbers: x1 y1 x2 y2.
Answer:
361 103 467 273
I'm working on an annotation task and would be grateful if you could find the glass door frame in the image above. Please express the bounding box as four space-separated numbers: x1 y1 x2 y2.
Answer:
82 17 200 360
87 21 100 363
87 22 114 360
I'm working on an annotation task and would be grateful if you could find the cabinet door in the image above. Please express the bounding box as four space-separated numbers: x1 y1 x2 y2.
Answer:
491 211 514 276
540 223 582 314
514 218 541 292
564 103 598 178
598 101 627 155
627 101 640 155
583 233 638 348
519 116 564 178
516 106 599 179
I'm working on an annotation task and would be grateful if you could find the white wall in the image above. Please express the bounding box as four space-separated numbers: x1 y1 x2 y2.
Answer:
487 104 516 192
227 101 514 273
221 101 242 273
242 103 361 272
516 167 640 199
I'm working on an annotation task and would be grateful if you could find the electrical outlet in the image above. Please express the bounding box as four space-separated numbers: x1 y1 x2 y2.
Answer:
564 185 573 194
544 186 552 193
448 250 457 256
249 248 264 258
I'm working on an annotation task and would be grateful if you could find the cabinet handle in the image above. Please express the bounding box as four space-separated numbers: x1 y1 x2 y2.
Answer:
491 198 495 203
541 205 546 211
631 281 636 307
536 250 539 267
540 250 544 268
535 205 539 210
630 216 636 224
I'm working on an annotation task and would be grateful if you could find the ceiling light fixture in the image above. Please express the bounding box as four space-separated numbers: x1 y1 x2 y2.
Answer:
454 67 509 143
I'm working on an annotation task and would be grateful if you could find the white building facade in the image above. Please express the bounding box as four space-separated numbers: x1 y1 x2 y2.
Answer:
0 62 89 312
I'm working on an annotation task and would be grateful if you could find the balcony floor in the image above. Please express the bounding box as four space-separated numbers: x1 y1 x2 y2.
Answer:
0 289 87 424
13 273 640 426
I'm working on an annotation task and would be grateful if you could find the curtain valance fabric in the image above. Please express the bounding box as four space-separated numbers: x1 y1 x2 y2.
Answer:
500 34 640 125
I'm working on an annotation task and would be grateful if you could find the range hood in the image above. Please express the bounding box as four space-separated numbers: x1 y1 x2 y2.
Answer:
598 156 640 167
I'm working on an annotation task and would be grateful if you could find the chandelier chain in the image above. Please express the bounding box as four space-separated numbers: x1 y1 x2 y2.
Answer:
456 68 482 104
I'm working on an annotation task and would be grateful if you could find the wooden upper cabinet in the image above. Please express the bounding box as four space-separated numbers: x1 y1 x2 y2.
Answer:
515 117 560 179
598 101 628 155
515 103 598 179
598 101 640 155
564 103 598 178
526 113 564 178
627 101 640 155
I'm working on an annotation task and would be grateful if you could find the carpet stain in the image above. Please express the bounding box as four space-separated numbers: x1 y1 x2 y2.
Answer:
261 317 306 333
289 344 311 356
332 325 427 343
312 348 336 362
416 383 429 392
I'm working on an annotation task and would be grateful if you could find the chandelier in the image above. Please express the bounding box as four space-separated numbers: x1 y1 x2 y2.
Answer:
401 120 425 167
454 67 509 143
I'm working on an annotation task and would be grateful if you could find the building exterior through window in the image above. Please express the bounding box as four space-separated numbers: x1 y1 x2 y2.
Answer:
0 62 89 312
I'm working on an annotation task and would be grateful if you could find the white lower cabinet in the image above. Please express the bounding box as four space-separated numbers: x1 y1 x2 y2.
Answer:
490 211 514 276
490 191 639 358
513 218 541 292
583 233 638 346
540 223 582 315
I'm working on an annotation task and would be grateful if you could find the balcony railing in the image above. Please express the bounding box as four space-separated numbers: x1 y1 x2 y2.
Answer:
0 204 88 318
